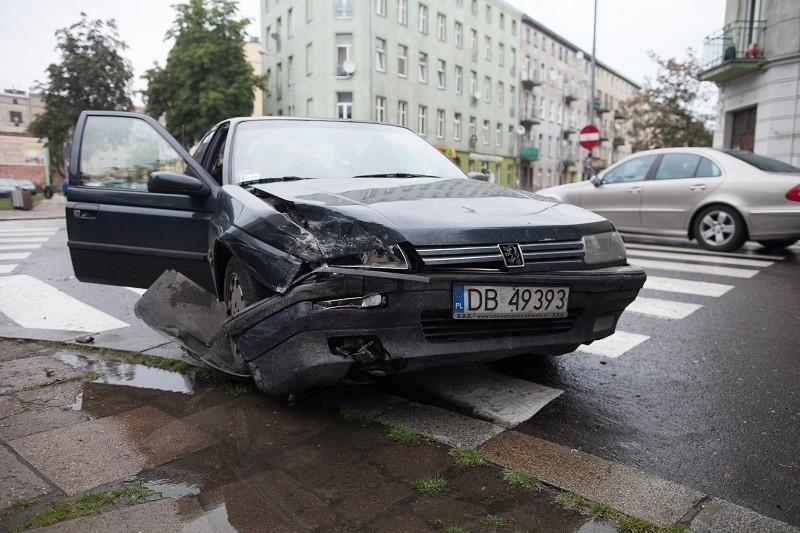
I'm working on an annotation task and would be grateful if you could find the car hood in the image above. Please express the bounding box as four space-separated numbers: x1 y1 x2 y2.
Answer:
249 177 612 256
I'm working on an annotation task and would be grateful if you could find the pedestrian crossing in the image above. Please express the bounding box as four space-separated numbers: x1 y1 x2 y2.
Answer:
0 219 133 334
576 242 787 358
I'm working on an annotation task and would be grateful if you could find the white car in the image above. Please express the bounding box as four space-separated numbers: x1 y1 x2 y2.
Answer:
538 147 800 252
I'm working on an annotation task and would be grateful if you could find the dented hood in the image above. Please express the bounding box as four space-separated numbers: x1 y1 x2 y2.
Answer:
251 177 613 249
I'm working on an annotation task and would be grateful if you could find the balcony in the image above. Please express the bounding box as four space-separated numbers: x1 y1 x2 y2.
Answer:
520 146 540 161
699 19 765 83
592 99 609 115
521 71 543 91
612 137 625 147
520 112 541 129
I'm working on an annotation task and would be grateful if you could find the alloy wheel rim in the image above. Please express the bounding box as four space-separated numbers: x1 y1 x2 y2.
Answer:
227 274 245 315
700 211 735 246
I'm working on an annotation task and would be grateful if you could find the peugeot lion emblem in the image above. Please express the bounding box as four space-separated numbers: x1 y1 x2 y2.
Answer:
498 243 524 268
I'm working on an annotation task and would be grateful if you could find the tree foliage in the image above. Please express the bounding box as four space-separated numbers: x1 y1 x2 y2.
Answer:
29 14 134 176
142 0 263 147
622 51 713 151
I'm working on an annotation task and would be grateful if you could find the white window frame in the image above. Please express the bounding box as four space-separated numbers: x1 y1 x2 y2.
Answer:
335 0 353 19
454 113 462 141
418 52 428 83
454 65 463 94
375 38 386 72
417 105 427 136
436 13 446 41
375 0 386 16
418 4 428 33
436 109 445 139
375 96 386 122
397 44 408 77
397 0 407 25
436 59 446 89
397 100 408 126
482 120 489 145
454 22 463 48
335 34 353 77
337 92 353 119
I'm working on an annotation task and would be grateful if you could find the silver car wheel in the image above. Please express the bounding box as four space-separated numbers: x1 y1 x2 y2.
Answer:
699 210 736 246
226 273 245 316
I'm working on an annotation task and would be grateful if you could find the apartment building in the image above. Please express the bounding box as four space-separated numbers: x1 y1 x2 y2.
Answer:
0 90 47 185
260 0 640 190
699 0 800 166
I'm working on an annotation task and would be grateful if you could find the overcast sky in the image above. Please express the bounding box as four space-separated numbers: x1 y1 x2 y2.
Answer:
1 0 725 101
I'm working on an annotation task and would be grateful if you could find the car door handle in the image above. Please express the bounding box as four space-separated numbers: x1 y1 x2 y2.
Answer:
626 187 642 194
689 184 707 191
73 204 99 219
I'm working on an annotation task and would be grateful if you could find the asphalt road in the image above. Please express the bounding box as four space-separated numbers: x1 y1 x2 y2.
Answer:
495 237 800 527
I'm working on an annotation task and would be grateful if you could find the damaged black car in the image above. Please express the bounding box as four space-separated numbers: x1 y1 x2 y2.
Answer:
65 111 646 395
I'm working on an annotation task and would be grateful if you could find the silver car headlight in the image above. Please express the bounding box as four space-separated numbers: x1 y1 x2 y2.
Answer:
583 231 627 265
331 244 410 270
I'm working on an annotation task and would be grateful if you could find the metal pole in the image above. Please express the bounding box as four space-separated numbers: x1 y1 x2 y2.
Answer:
585 0 598 180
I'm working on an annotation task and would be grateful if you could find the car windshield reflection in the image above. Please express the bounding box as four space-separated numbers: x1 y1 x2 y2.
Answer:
231 120 465 184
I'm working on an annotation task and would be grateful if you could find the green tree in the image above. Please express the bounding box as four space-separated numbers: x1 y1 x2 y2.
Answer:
142 0 263 147
29 14 134 177
622 50 713 151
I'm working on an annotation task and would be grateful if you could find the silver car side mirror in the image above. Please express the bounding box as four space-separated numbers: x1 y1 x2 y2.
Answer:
590 175 602 187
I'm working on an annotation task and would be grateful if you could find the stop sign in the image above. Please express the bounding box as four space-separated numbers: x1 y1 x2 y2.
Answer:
579 124 600 150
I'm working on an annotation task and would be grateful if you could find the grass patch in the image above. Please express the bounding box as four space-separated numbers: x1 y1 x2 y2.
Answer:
442 526 469 533
24 482 153 529
11 498 35 509
411 474 447 497
222 381 253 397
590 501 616 519
21 384 41 392
501 468 541 492
339 408 372 426
449 447 483 469
553 491 585 510
82 370 101 381
482 514 507 528
387 426 433 445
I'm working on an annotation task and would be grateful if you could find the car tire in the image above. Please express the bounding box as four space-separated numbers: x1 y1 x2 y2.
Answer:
223 257 267 316
693 205 746 252
757 238 798 250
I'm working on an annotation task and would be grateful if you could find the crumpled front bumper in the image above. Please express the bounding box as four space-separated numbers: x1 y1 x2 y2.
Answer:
222 265 646 395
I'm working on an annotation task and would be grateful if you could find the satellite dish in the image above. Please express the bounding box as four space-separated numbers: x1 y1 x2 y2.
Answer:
516 125 526 135
342 59 356 75
473 91 482 100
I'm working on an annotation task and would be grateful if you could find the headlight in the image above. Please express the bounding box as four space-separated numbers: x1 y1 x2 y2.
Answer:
331 244 409 270
583 231 626 265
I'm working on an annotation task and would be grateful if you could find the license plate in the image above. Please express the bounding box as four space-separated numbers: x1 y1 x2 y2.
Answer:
452 284 569 319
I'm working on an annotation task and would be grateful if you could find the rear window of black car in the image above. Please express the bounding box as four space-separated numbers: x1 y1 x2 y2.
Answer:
724 151 800 173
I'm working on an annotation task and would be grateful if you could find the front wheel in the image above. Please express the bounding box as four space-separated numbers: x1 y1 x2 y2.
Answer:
223 257 267 316
693 205 746 252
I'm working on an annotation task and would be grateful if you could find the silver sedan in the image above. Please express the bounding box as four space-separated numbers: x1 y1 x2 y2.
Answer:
538 147 800 252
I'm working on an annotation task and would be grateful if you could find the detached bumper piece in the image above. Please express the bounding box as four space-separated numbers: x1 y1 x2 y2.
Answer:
225 265 646 395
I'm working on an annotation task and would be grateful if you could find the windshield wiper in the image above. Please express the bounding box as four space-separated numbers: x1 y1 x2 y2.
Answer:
351 173 439 179
238 176 307 186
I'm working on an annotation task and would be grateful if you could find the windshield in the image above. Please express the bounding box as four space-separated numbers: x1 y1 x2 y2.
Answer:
724 150 800 173
231 120 467 184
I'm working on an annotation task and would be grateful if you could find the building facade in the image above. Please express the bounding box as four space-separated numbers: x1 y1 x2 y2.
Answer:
700 0 800 166
0 90 47 185
260 0 640 190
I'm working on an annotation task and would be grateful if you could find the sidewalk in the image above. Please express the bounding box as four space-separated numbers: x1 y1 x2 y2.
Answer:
0 193 66 221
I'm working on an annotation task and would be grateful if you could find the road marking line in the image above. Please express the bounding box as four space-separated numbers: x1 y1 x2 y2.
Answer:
0 237 50 243
0 244 41 251
625 242 786 260
0 252 32 261
627 249 773 268
630 258 758 279
0 229 58 235
579 331 650 358
126 287 147 295
644 276 733 297
0 264 16 274
404 366 563 428
0 274 129 332
626 297 703 319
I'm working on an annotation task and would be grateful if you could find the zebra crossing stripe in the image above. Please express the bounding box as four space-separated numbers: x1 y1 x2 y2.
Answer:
625 296 703 319
0 229 58 235
0 244 41 251
625 242 786 260
644 276 733 297
126 287 147 295
579 331 650 358
0 265 16 274
0 274 129 333
0 252 32 261
630 258 758 279
0 237 50 243
626 249 773 268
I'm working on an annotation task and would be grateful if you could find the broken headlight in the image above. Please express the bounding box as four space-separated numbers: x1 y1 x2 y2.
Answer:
583 231 627 265
331 244 409 270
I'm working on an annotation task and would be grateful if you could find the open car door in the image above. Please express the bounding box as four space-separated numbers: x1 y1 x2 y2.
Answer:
66 111 218 292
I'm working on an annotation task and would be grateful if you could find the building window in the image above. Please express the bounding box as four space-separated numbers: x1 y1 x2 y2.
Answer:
375 0 386 16
436 13 446 41
454 22 463 48
469 70 477 98
418 52 428 83
469 116 477 140
397 0 407 25
454 65 463 94
497 81 504 106
436 59 446 89
508 125 514 150
305 0 312 21
335 34 353 76
483 76 491 102
417 105 427 136
305 43 313 75
471 0 477 15
335 0 352 19
511 19 517 35
10 111 23 126
397 100 408 126
499 12 505 29
469 29 478 60
375 38 386 72
498 43 504 66
418 4 428 33
337 92 353 119
454 113 462 141
306 97 313 115
276 63 283 99
436 109 445 138
287 8 294 37
375 96 386 122
397 45 408 77
482 120 489 145
495 123 502 147
509 86 516 116
484 36 491 61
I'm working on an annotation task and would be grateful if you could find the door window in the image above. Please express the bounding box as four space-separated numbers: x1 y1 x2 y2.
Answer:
602 155 656 184
79 116 187 190
655 154 722 179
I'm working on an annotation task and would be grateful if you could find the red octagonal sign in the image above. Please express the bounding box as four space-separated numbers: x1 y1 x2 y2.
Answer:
579 124 600 150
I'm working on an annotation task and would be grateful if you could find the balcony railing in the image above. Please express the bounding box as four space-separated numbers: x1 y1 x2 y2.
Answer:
700 19 765 83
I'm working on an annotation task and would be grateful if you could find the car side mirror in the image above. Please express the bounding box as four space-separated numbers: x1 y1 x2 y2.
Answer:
467 171 488 181
148 171 211 198
590 175 603 187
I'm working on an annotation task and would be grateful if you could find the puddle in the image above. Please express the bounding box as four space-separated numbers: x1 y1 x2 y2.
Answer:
575 519 618 533
55 351 194 395
141 478 201 499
